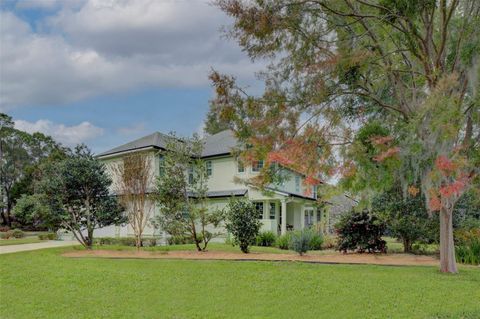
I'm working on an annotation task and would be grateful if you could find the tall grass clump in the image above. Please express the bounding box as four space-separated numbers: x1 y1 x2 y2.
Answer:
455 228 480 265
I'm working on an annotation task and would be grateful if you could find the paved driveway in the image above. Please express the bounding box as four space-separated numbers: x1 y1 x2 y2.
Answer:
0 240 79 255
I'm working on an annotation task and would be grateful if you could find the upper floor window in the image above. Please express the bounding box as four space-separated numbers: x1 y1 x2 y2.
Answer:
237 159 245 173
252 160 264 172
295 176 301 193
158 155 165 177
188 167 194 184
206 161 212 176
254 202 264 219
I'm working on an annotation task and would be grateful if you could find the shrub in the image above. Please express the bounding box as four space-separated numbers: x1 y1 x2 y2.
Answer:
455 228 480 265
167 235 195 245
276 233 291 250
38 233 58 240
309 232 324 250
335 209 387 253
256 231 276 247
11 229 25 239
225 199 261 253
0 226 10 232
0 231 13 239
321 235 337 250
289 230 313 255
144 238 158 247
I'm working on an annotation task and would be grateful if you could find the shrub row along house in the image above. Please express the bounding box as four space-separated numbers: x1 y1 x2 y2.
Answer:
95 130 326 241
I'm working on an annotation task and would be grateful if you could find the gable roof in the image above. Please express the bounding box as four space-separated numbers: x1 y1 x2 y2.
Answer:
96 132 177 158
97 130 239 159
201 130 239 157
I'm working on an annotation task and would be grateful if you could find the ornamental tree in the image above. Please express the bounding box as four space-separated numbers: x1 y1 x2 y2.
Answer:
154 134 224 251
225 199 261 253
212 0 480 273
112 152 155 250
37 145 125 249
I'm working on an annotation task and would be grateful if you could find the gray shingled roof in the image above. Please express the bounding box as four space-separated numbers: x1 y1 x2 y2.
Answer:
97 130 239 158
188 189 248 198
97 132 178 157
201 130 239 157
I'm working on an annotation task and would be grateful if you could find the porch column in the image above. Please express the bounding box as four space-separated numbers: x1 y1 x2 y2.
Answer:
313 209 318 227
300 205 305 230
281 199 287 235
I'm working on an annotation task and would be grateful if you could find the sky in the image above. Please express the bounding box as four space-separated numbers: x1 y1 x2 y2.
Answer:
0 0 263 153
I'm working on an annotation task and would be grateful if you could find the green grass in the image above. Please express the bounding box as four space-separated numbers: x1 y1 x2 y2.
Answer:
1 247 479 319
0 237 42 246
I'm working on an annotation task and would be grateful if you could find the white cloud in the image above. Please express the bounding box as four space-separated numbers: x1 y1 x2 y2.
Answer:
0 0 264 110
14 119 104 146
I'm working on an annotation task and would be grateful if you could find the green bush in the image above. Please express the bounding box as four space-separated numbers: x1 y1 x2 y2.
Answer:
11 229 25 239
93 237 141 247
275 233 291 250
256 231 276 247
38 233 58 240
309 232 324 250
290 230 313 255
167 235 195 245
144 238 158 247
225 199 261 253
455 228 480 265
0 231 13 239
335 209 387 253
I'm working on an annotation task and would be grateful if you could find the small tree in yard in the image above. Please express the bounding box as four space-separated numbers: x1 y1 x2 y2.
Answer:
113 152 154 250
372 187 436 253
38 145 125 249
225 199 261 253
335 209 387 254
155 134 223 252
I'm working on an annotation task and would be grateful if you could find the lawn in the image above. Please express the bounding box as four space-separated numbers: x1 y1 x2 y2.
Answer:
0 237 42 246
0 247 479 319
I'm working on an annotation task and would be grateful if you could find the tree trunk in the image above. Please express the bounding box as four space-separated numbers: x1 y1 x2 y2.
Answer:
439 207 457 273
403 238 412 253
86 227 94 250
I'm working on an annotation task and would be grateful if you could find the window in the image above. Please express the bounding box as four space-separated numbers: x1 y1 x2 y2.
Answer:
237 159 245 173
269 202 276 220
188 167 194 184
295 176 301 193
317 209 322 222
252 160 264 172
304 209 314 227
158 155 165 177
254 202 264 219
206 161 212 176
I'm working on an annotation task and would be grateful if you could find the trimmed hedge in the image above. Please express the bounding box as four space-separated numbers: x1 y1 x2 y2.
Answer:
93 237 159 247
38 233 58 240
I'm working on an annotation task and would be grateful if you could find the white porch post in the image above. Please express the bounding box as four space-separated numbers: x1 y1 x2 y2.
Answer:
300 204 305 230
313 209 318 227
281 199 287 235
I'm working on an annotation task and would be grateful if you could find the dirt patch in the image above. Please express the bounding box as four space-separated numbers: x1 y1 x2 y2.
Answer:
63 250 439 267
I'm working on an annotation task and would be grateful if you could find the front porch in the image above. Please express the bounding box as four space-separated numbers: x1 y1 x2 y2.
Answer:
254 198 322 236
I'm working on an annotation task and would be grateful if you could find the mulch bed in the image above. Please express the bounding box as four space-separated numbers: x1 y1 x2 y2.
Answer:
63 250 439 267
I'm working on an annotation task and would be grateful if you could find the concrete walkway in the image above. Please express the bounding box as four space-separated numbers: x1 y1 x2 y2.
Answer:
0 240 79 255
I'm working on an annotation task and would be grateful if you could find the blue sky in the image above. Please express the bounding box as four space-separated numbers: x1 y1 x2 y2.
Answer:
0 0 263 153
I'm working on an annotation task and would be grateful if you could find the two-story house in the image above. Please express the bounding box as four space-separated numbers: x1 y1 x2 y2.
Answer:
95 130 324 240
